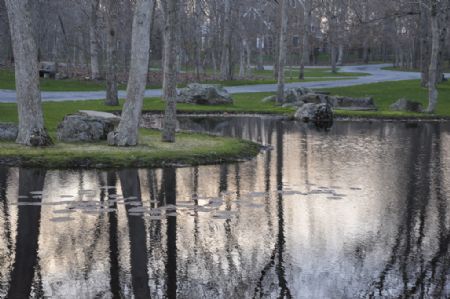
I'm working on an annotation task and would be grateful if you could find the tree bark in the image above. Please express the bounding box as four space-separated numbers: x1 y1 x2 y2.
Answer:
337 44 344 66
5 0 52 146
109 0 153 146
299 0 311 80
276 0 288 103
105 0 119 106
89 0 100 80
426 1 439 113
420 2 430 87
161 0 179 142
220 0 232 80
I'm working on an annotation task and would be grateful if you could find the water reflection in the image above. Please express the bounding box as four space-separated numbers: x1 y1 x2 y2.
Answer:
0 119 449 298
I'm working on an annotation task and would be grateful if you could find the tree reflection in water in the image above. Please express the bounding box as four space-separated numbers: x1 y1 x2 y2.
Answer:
8 168 46 298
0 120 449 298
365 123 449 298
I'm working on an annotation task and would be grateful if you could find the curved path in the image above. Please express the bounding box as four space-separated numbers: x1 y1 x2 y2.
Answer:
0 64 423 103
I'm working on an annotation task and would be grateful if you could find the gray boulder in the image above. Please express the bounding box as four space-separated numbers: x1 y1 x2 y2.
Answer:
295 103 333 128
177 83 233 105
390 98 423 112
57 113 117 142
0 123 18 141
298 93 329 105
330 96 377 110
284 87 314 103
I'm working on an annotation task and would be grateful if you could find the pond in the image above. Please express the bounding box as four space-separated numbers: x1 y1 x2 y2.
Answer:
0 117 449 298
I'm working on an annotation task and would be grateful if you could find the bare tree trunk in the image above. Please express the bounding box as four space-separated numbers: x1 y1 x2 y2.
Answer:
5 0 52 146
89 0 100 80
299 0 311 80
220 0 232 80
108 0 153 146
194 0 202 81
420 2 430 86
161 0 179 142
239 40 246 78
105 0 119 106
427 1 439 113
337 44 344 66
276 0 288 103
331 45 337 73
257 36 264 71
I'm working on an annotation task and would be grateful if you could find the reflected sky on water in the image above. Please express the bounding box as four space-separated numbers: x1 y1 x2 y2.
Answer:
0 118 449 298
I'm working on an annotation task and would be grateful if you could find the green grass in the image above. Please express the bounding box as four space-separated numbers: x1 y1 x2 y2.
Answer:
0 67 365 92
0 95 266 168
0 68 127 91
0 130 260 169
325 80 450 118
0 93 292 130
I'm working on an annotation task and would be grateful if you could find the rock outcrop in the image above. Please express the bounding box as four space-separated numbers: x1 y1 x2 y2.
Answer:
294 103 333 129
177 84 233 105
57 111 119 142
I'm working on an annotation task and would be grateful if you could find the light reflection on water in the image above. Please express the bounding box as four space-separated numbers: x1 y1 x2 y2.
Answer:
0 118 449 298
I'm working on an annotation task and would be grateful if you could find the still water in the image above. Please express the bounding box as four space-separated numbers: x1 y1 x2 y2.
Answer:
0 117 449 298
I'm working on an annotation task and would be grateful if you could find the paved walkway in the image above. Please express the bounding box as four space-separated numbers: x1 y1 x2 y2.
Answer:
0 64 425 103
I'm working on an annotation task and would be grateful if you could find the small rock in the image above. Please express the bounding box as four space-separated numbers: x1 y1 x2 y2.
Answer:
390 98 423 112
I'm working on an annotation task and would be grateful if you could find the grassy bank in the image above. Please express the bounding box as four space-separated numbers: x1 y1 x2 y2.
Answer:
0 97 262 169
0 130 260 169
325 80 450 118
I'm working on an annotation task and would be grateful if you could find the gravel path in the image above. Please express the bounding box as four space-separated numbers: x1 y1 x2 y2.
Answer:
0 64 425 103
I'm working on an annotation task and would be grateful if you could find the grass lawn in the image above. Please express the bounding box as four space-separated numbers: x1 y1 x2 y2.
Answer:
325 80 450 118
0 67 364 92
0 94 264 168
0 130 259 169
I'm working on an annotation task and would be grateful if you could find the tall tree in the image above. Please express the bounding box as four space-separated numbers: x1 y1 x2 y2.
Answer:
161 0 180 142
89 0 100 80
299 0 312 79
108 0 153 146
105 0 119 106
426 0 440 113
5 0 52 146
276 0 288 103
220 0 233 80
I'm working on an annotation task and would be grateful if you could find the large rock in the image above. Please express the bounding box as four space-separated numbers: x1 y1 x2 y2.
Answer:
390 98 423 112
284 87 314 103
78 110 121 124
177 83 233 105
57 113 118 142
294 103 333 129
0 123 18 141
330 96 377 110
